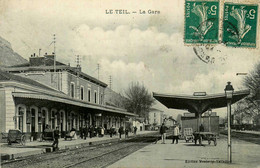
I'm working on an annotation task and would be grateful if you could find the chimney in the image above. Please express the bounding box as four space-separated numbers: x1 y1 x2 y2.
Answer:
33 53 36 57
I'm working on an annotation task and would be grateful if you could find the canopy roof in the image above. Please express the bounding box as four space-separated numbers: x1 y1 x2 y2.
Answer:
12 92 136 116
153 90 250 114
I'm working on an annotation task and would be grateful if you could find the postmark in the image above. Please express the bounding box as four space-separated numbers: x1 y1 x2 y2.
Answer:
193 45 227 65
185 0 220 44
222 3 258 48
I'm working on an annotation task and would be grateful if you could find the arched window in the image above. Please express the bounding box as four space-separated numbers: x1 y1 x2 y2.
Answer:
51 109 56 129
31 108 36 133
70 82 75 98
100 94 103 105
94 91 97 104
80 86 84 100
88 89 91 102
41 108 47 132
17 107 25 131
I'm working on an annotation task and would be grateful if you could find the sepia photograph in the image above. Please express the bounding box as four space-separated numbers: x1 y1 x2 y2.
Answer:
0 0 259 167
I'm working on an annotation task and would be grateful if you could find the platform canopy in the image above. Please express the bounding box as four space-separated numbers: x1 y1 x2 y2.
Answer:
153 90 250 115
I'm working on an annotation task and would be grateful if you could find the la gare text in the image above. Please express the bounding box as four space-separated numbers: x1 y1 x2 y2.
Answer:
105 9 160 15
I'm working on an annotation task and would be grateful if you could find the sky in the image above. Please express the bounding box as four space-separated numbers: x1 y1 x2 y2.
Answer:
0 0 259 118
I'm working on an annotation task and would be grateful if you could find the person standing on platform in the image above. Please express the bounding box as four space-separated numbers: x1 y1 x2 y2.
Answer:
160 123 167 144
199 124 205 132
52 126 60 150
118 126 123 140
89 125 94 138
79 126 83 139
83 125 88 140
134 126 137 135
110 125 114 138
172 125 180 144
100 126 104 137
125 128 129 138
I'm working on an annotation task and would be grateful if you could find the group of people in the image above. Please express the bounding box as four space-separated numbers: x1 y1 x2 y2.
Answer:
159 123 206 144
42 124 135 150
109 125 131 139
79 125 105 139
160 123 180 144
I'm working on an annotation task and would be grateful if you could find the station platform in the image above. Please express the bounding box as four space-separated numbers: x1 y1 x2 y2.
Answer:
108 134 260 168
0 131 155 161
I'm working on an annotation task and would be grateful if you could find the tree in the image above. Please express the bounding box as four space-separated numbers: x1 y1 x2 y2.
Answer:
242 62 260 125
123 82 154 119
233 101 252 124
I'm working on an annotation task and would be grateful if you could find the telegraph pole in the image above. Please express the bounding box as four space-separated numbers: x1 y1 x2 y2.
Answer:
109 75 112 89
53 34 56 74
76 55 81 68
76 55 81 99
50 34 58 90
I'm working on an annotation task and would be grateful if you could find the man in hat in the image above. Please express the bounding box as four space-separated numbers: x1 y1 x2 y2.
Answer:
172 124 180 144
52 126 60 150
160 123 167 144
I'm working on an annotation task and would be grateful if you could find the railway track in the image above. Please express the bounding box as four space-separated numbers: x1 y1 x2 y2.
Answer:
2 132 162 168
63 139 154 168
1 140 119 166
220 131 260 145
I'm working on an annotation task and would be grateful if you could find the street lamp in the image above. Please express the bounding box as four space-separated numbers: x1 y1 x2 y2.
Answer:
208 109 212 132
224 81 234 163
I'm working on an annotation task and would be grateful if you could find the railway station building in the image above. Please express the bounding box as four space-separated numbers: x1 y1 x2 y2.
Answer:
0 54 135 140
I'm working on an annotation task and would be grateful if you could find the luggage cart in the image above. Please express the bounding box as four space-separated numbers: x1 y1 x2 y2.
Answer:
183 128 194 142
7 129 26 146
193 132 217 146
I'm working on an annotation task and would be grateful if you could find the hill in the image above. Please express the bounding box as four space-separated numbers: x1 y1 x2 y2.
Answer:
0 36 28 67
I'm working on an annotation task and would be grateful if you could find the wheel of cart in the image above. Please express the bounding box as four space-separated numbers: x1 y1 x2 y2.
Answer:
7 129 26 146
206 133 217 146
211 134 217 146
214 138 217 146
198 135 202 145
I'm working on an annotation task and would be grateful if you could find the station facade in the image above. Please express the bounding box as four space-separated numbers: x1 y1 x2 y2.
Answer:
0 54 135 140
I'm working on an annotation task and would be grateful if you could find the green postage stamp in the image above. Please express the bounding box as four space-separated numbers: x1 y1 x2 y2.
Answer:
185 0 219 44
223 3 258 48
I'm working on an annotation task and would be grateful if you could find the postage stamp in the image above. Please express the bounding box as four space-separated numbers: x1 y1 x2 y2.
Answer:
222 3 258 48
185 0 220 44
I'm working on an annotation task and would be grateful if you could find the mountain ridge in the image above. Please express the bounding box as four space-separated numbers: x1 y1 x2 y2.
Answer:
0 36 28 67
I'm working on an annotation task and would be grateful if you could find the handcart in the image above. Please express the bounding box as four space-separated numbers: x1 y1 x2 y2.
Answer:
183 128 194 142
64 131 76 141
41 129 54 142
193 132 217 146
7 129 26 146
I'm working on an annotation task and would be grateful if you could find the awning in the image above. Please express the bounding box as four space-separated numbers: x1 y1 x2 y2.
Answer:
153 90 250 114
12 92 136 116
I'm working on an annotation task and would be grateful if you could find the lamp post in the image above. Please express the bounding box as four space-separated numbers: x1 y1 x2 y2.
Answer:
224 81 234 163
208 109 212 132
